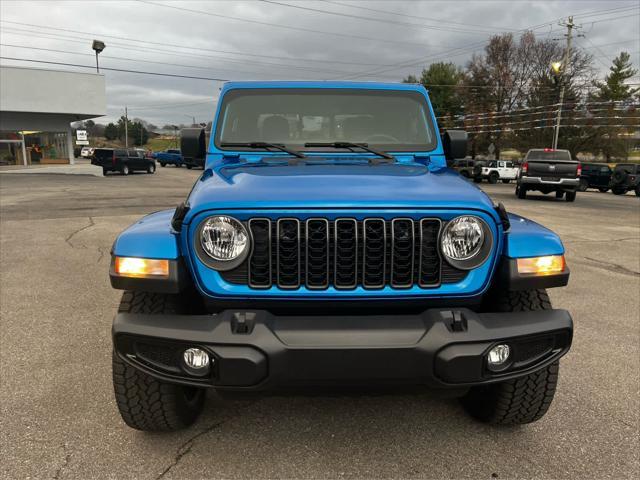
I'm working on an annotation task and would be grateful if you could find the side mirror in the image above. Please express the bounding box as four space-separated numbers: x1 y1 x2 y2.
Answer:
443 130 468 161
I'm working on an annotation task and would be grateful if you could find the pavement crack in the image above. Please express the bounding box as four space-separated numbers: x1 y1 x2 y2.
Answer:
155 420 227 480
581 256 640 277
52 443 71 480
64 216 95 249
155 400 261 480
565 237 639 244
96 246 105 264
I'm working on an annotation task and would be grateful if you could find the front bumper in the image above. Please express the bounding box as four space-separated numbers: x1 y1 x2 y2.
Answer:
113 307 573 391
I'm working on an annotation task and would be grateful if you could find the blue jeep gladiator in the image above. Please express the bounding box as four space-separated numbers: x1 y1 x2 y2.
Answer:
110 82 573 431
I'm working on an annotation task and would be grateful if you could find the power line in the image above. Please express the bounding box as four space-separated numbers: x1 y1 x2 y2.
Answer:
0 57 228 81
319 0 518 32
135 0 442 48
337 6 640 80
258 0 501 35
0 25 372 76
0 41 355 77
0 20 397 67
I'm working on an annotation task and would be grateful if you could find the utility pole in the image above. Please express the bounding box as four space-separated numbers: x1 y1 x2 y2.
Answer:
552 16 575 150
124 106 129 149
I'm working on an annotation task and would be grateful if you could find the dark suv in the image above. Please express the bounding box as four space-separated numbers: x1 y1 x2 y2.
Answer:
610 163 640 196
92 148 156 176
451 159 481 181
579 163 612 192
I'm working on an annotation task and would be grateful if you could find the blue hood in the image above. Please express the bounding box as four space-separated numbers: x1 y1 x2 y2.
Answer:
185 162 497 221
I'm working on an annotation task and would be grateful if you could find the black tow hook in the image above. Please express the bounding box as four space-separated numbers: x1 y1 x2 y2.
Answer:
442 310 468 332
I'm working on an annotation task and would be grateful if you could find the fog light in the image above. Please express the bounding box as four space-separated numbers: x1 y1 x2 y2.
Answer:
487 344 510 368
182 348 211 375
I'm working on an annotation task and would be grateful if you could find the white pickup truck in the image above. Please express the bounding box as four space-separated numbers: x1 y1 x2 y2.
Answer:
475 160 520 184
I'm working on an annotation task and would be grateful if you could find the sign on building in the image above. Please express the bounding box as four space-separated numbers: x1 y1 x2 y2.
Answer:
76 129 89 145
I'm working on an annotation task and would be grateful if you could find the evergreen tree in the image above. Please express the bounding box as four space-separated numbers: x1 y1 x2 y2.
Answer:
104 123 119 141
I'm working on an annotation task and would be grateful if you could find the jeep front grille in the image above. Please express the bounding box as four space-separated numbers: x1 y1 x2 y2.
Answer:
233 217 452 290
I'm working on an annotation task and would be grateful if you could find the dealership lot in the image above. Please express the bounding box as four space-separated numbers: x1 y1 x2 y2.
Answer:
1 169 638 479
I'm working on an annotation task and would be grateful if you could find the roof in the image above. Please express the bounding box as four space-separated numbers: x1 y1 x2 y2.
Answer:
220 81 426 92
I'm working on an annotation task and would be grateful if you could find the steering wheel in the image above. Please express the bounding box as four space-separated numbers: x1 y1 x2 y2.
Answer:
362 134 400 143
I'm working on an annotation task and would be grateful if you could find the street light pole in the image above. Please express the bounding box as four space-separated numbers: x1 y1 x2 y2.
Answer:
552 16 575 150
91 40 105 73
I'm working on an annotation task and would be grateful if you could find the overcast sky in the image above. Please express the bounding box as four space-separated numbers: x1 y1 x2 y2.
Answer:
1 0 638 127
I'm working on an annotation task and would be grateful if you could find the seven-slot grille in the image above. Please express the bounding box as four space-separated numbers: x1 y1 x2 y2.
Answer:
243 217 444 290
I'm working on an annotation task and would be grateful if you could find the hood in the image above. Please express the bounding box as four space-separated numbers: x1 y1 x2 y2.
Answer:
186 162 497 218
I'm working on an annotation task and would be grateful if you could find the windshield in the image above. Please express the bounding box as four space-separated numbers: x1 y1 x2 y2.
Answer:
215 89 437 152
525 150 572 161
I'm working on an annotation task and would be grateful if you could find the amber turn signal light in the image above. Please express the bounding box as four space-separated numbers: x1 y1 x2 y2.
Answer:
517 255 565 275
114 257 169 278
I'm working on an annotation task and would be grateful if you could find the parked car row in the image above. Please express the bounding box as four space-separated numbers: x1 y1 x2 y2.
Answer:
452 150 640 198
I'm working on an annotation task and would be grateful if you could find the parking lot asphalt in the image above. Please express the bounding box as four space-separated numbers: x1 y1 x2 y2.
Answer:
1 167 638 479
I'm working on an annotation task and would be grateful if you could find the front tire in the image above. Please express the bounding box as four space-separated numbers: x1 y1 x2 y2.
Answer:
121 164 129 176
461 289 560 425
112 291 205 431
147 163 156 174
488 172 499 184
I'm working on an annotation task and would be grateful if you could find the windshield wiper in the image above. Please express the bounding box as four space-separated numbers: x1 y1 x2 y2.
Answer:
304 142 395 160
220 142 306 158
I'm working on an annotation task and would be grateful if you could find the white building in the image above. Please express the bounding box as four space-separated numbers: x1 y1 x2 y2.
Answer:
0 66 106 166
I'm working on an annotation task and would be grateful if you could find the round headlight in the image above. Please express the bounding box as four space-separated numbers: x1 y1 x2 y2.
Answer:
196 216 250 270
440 216 492 270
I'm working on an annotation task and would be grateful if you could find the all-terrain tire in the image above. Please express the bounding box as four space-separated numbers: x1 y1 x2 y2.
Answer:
488 172 499 184
112 291 205 431
121 164 129 176
461 289 559 425
565 190 576 202
517 185 527 199
612 186 626 195
147 163 156 174
578 178 589 192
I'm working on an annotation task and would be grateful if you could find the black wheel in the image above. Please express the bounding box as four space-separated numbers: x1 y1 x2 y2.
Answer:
578 178 589 192
565 190 576 202
186 164 193 170
112 291 206 431
121 164 129 176
488 172 499 184
635 185 640 197
473 177 483 183
517 185 527 199
598 187 609 193
147 163 156 174
502 179 510 184
555 191 564 199
612 186 626 195
102 168 108 176
461 289 560 425
160 162 166 167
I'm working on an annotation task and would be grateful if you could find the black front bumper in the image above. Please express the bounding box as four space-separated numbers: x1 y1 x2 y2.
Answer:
113 308 572 391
